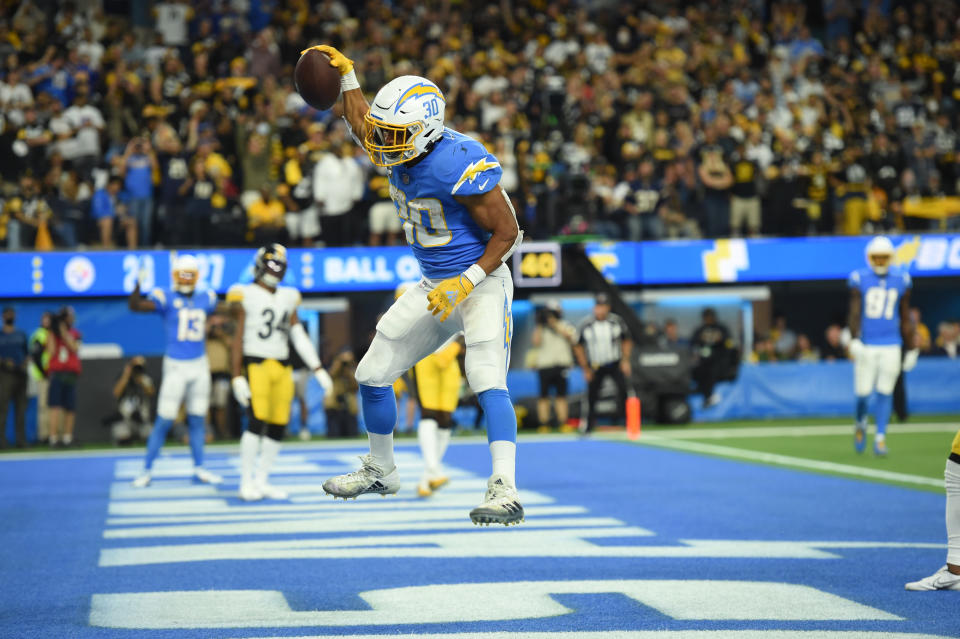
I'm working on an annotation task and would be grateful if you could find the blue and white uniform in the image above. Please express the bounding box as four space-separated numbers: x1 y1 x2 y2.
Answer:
356 128 515 396
148 286 219 419
848 266 911 395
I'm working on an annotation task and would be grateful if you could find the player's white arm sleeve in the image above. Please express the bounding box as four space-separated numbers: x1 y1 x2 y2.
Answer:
290 322 321 370
499 186 523 263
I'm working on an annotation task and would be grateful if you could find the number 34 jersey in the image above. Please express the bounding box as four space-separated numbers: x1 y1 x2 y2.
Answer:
148 287 219 360
226 283 301 361
848 266 912 346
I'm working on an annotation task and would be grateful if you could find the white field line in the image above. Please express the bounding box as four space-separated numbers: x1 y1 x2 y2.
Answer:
639 436 945 488
643 422 958 440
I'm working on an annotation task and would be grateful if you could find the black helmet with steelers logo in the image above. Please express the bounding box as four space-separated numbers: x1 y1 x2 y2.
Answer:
254 243 288 288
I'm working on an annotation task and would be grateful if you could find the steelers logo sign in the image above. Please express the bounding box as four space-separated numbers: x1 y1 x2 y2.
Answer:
63 256 96 293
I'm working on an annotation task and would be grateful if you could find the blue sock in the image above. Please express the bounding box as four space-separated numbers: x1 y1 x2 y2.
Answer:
359 384 397 435
187 414 206 467
144 417 174 470
875 393 892 438
478 388 516 443
855 396 869 423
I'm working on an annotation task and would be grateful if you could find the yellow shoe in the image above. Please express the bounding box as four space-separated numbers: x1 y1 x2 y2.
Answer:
428 476 449 491
417 481 432 498
536 425 551 434
559 424 576 434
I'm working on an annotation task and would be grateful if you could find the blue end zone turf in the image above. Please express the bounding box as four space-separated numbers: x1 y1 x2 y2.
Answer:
0 439 954 638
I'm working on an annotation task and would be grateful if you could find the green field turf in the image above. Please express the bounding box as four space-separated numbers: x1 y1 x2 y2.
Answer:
636 416 958 493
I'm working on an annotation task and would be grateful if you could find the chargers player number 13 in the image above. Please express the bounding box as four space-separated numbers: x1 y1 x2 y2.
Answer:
177 309 206 341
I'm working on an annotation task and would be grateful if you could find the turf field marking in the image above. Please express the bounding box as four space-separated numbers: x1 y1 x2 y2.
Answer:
88 580 901 628
647 422 958 440
216 633 960 639
639 436 944 488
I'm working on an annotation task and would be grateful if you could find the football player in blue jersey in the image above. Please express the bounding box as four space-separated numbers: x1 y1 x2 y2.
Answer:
307 45 524 525
847 236 919 456
129 255 223 487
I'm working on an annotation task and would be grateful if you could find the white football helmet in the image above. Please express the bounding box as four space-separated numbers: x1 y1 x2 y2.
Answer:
364 75 445 167
865 236 895 275
172 254 199 294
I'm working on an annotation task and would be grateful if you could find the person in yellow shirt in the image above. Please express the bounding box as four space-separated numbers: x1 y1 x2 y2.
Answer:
246 184 287 245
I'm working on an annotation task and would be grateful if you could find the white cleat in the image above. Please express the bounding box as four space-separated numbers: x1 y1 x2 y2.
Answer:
239 483 264 502
905 566 960 591
131 473 151 488
298 429 311 441
469 475 524 526
257 482 289 500
193 468 223 485
322 454 400 499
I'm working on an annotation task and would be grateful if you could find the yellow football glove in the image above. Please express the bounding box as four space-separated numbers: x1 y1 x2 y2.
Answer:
426 275 475 322
301 44 354 75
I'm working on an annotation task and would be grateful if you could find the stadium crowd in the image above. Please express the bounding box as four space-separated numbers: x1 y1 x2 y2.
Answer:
2 0 960 251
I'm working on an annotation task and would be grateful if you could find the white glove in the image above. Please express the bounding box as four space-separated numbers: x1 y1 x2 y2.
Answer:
231 376 251 407
902 348 920 373
314 368 333 395
848 338 864 360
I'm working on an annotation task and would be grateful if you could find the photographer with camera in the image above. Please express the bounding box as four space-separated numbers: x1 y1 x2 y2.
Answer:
110 356 155 444
531 301 576 431
46 306 81 447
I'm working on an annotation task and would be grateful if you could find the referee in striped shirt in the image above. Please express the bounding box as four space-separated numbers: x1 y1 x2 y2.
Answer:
573 293 633 433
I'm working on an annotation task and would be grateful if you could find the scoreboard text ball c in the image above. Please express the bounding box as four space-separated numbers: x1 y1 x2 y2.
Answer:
512 242 562 288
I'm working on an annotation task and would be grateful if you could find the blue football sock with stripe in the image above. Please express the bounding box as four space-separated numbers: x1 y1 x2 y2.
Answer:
855 396 869 424
144 417 174 471
875 393 892 438
187 414 206 468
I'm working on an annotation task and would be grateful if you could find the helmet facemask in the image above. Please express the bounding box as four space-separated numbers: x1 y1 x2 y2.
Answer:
363 113 424 167
173 268 198 294
868 252 892 276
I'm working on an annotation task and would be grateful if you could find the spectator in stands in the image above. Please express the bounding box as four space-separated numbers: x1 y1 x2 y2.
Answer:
246 183 288 246
771 313 798 359
368 172 401 247
661 318 687 350
0 306 29 447
691 308 733 407
91 176 133 249
698 146 733 238
573 293 632 434
119 135 158 247
28 312 52 445
751 335 778 363
4 175 53 250
729 142 761 237
531 301 576 432
933 322 959 358
822 324 847 362
314 142 363 247
325 350 359 438
794 334 819 362
46 306 81 447
626 157 664 241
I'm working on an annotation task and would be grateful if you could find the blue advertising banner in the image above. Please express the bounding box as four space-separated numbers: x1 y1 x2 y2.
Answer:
0 247 422 297
585 234 960 285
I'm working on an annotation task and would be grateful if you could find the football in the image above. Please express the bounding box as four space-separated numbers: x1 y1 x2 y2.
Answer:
295 49 342 111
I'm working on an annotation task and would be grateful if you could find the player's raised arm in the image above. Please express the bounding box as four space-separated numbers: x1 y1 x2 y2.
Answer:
128 282 157 312
302 45 369 143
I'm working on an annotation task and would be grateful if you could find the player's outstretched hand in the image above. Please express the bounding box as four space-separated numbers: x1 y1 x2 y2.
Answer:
902 348 920 372
314 368 334 395
301 45 353 75
427 275 475 322
231 376 251 407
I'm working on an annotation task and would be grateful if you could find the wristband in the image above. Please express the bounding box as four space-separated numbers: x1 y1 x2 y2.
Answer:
463 264 486 287
341 69 360 93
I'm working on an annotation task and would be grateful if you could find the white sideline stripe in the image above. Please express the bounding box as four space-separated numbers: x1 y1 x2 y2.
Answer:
640 436 944 488
105 504 589 526
646 422 959 440
218 633 956 639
